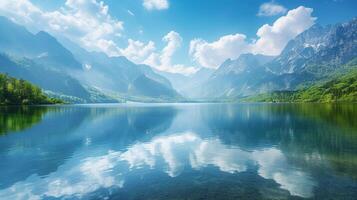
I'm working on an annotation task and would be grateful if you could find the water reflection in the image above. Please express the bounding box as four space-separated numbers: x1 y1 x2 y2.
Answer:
123 132 315 197
0 103 356 199
0 132 315 199
202 104 357 179
0 106 49 135
0 105 176 190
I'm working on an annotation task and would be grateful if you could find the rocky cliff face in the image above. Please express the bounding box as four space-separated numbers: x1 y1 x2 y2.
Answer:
267 18 357 76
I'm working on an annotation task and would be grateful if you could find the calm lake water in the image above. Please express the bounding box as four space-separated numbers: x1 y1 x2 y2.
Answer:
0 103 356 200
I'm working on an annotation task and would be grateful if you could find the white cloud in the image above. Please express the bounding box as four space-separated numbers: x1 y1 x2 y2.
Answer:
145 31 198 75
189 34 251 69
253 6 316 55
0 0 124 56
258 2 287 16
160 31 182 66
120 39 156 63
189 6 316 68
143 0 169 10
121 31 197 75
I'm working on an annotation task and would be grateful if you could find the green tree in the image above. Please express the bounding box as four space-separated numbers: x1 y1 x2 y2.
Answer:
0 73 64 105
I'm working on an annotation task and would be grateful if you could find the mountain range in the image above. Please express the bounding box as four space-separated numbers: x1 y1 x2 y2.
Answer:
182 17 357 100
0 16 356 103
0 16 180 103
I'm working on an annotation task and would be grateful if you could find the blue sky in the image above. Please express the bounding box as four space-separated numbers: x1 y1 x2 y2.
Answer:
1 0 356 74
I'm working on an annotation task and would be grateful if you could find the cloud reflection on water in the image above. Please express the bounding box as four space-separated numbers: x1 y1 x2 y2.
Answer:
122 132 315 198
0 132 315 199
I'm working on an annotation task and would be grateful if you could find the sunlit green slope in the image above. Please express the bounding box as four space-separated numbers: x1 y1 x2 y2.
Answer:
0 73 63 105
243 68 357 103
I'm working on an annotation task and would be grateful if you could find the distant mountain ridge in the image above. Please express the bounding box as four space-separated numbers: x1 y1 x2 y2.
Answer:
257 17 357 92
267 18 357 75
58 37 180 100
1 15 356 102
197 53 275 99
0 17 81 70
156 68 214 99
0 53 91 101
214 54 275 76
193 17 357 100
0 16 180 102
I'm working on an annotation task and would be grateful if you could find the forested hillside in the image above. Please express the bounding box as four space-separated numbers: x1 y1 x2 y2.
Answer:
0 73 63 105
243 68 357 103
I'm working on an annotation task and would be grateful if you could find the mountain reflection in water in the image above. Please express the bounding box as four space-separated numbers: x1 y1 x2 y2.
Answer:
0 103 356 200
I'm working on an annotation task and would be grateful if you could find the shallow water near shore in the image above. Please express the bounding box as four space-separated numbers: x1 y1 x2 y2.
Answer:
0 103 356 199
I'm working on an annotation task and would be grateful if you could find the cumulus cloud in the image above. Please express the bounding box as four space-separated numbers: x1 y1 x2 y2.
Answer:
189 6 316 68
145 31 198 75
120 39 156 63
121 31 197 75
143 0 169 10
253 6 316 55
160 31 183 66
189 34 251 69
258 2 287 16
0 0 124 56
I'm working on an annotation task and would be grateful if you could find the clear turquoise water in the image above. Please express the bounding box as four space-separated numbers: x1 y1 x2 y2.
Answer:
0 103 356 200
